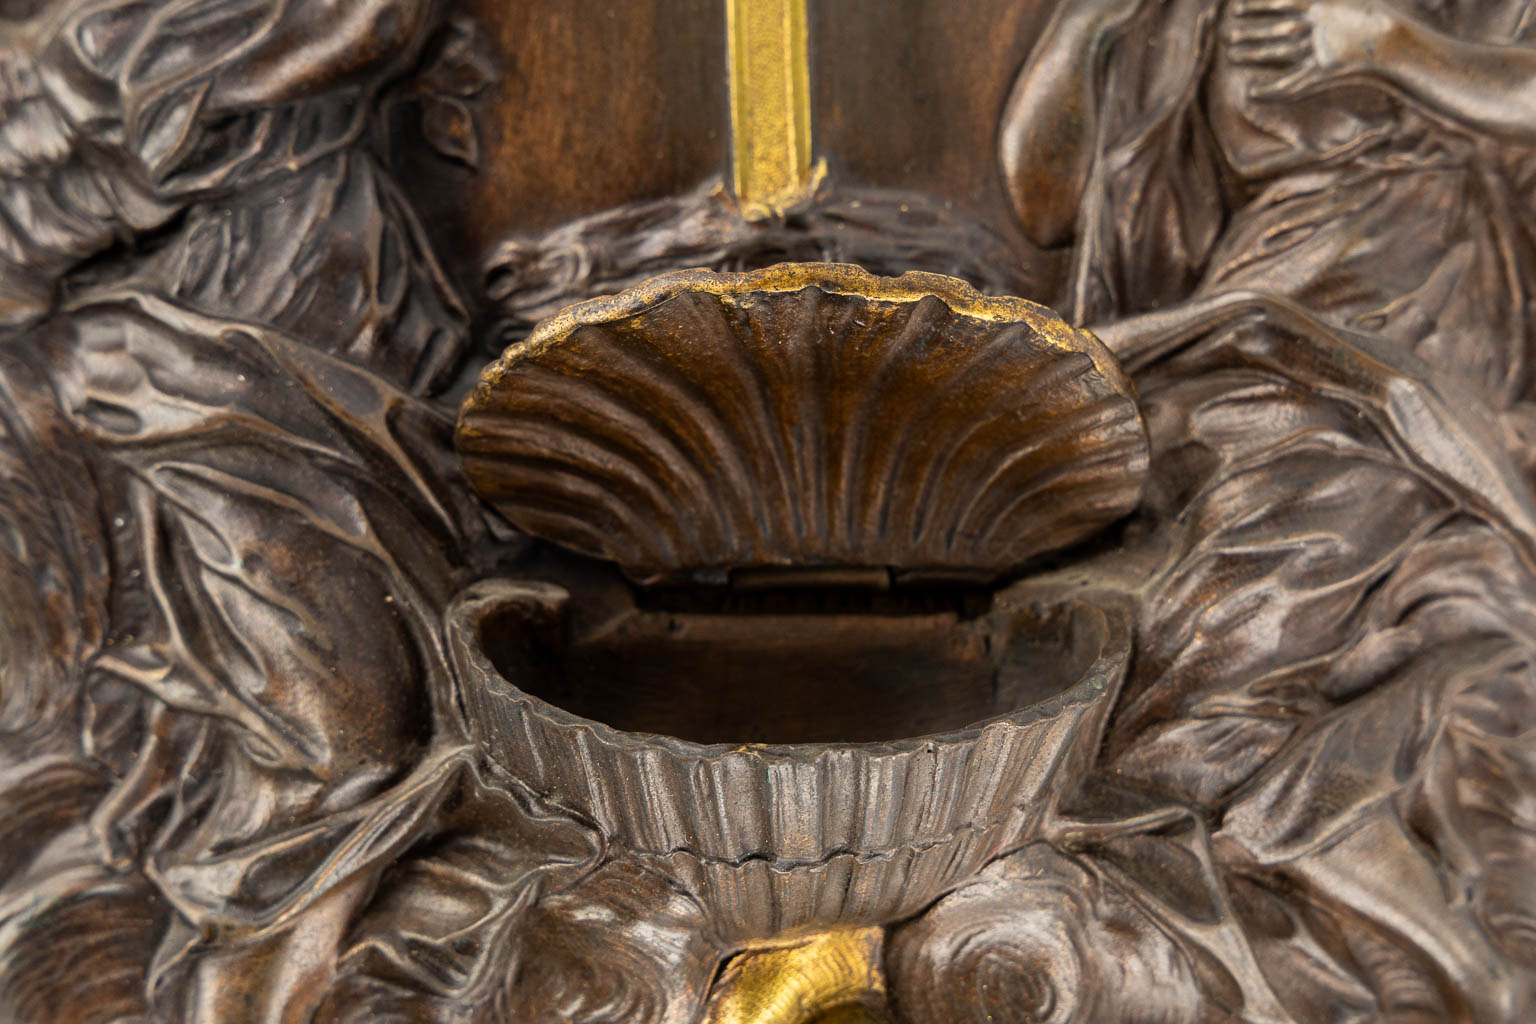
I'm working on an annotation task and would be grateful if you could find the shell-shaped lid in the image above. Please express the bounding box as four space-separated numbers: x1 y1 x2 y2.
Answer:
457 263 1148 584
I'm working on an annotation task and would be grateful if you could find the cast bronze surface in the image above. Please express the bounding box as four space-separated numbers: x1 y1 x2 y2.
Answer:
1 0 1535 1022
447 576 1130 940
458 262 1146 584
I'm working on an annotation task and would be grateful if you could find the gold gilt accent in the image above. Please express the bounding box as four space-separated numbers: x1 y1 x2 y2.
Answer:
467 263 1134 399
726 0 820 219
703 927 890 1024
458 262 1148 585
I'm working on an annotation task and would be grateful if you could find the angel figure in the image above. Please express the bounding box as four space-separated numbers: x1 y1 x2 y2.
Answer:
891 1 1536 1020
0 3 631 1021
1003 0 1536 407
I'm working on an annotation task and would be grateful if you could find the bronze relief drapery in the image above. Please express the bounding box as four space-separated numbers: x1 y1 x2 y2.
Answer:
0 1 1534 1022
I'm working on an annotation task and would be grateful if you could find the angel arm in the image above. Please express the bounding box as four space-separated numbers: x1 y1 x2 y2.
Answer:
1376 14 1536 141
998 0 1149 249
107 0 442 186
172 0 439 113
1242 0 1536 142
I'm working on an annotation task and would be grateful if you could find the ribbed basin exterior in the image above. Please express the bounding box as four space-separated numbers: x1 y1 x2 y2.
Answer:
445 579 1130 939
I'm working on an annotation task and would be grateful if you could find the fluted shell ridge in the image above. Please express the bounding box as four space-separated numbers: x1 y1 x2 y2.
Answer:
445 579 1131 939
457 263 1148 583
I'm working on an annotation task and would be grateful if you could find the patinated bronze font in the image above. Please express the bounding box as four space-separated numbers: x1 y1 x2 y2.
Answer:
1 1 1534 1022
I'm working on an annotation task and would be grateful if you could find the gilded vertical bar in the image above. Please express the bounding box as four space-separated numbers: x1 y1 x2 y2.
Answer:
727 0 813 219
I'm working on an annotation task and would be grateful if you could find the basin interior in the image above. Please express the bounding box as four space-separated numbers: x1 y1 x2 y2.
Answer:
478 584 1109 746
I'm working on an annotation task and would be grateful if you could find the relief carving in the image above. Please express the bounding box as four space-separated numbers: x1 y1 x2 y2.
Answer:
0 1 1532 1022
